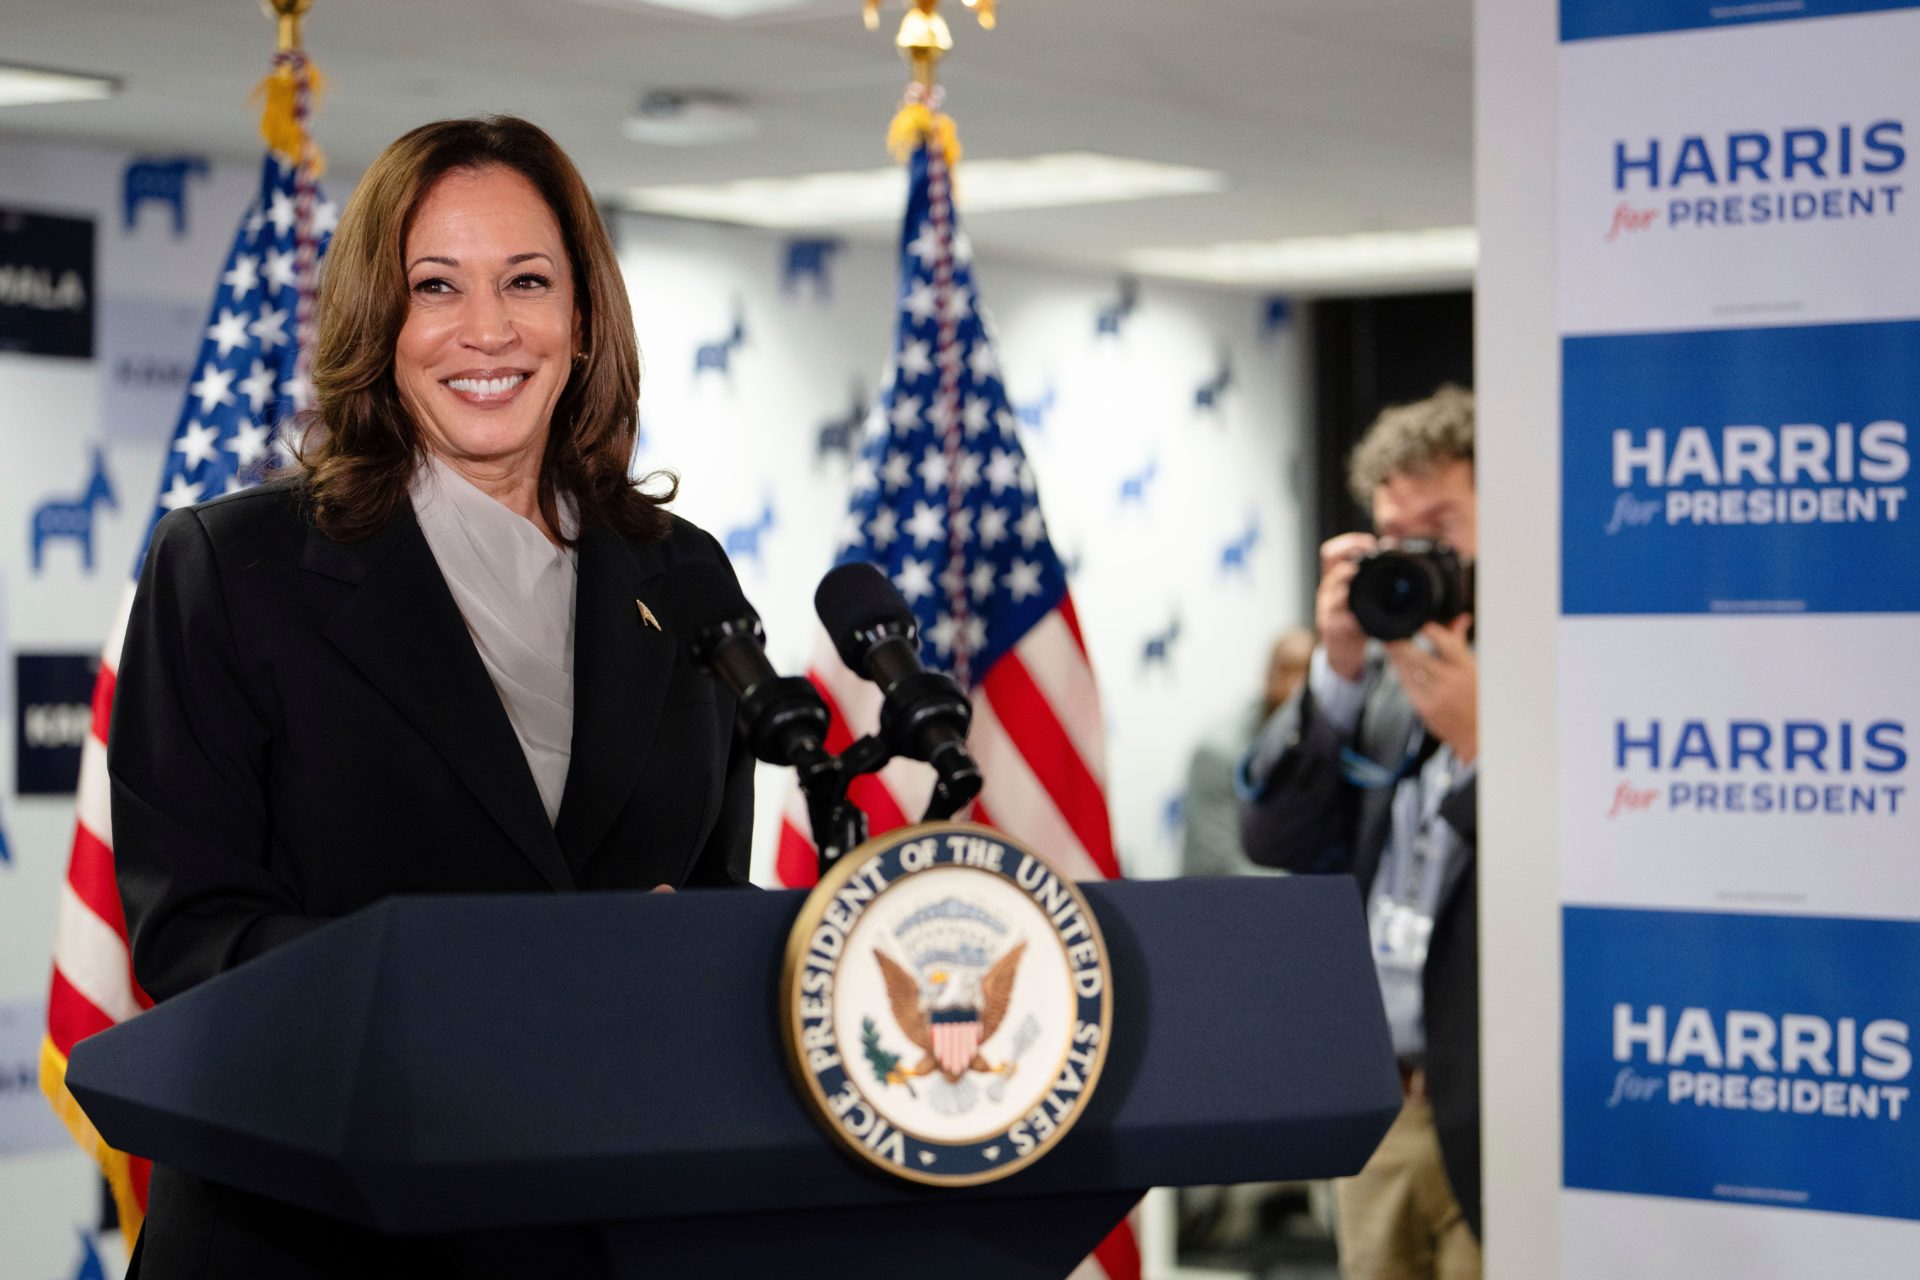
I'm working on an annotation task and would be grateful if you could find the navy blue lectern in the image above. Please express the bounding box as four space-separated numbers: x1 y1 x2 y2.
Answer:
67 877 1397 1279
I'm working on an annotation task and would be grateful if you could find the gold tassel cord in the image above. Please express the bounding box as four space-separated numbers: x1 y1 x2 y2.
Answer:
887 102 962 167
252 60 327 176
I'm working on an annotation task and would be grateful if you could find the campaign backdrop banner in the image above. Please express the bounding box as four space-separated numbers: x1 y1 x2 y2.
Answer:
0 999 69 1156
14 653 96 797
1562 320 1920 615
1565 906 1917 1221
97 294 207 444
1564 0 1920 41
1559 0 1920 1271
0 207 93 359
1559 616 1920 921
1559 6 1920 335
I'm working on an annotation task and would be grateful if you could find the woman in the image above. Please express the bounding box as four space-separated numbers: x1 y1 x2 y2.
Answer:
114 116 753 1277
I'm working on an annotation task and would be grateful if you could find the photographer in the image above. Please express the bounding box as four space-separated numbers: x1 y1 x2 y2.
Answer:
1238 386 1480 1280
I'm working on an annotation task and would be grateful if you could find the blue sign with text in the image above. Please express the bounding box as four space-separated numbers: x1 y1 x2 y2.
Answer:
1563 0 1920 42
1562 319 1920 615
16 653 97 796
1565 906 1920 1221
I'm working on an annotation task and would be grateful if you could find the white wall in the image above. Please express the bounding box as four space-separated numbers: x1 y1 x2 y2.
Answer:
0 131 1314 1273
1474 2 1563 1277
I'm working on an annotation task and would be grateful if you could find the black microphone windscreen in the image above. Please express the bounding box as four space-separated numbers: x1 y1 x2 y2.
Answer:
814 562 914 671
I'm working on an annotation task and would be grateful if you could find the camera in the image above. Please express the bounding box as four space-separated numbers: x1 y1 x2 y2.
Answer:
1347 540 1474 641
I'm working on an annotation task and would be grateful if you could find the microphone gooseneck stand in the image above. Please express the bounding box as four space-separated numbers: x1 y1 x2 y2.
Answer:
799 725 984 881
664 556 985 880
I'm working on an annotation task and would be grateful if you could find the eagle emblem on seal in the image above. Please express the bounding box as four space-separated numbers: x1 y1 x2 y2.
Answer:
876 940 1027 1083
860 894 1038 1114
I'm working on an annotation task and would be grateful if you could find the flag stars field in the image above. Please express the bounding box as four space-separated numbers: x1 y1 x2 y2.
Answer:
189 362 237 414
905 501 945 547
172 420 221 470
222 253 259 297
207 308 250 356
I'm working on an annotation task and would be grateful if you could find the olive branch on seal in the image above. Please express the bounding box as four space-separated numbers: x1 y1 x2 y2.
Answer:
862 1016 917 1098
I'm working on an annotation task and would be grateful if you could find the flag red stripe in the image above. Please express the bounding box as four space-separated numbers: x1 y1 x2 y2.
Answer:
48 969 114 1051
88 663 115 748
981 655 1119 879
776 818 818 889
66 824 128 938
1094 1214 1143 1280
130 1156 151 1207
850 775 911 836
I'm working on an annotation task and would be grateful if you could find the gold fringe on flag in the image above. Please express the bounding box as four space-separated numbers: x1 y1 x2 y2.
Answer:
887 101 962 167
252 60 327 176
40 1039 146 1240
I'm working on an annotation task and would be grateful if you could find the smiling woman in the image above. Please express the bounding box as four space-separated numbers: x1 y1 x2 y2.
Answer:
301 115 671 546
108 116 756 1279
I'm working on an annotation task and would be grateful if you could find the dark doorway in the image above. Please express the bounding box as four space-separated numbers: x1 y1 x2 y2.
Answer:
1311 291 1474 546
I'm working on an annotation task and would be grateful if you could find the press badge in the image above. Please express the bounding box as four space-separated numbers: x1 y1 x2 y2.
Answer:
1369 895 1434 973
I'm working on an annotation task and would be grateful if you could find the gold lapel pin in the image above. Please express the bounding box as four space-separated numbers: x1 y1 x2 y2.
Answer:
636 600 662 631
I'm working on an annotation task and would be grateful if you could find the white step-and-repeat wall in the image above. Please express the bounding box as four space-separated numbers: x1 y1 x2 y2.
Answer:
0 132 1311 1276
1482 2 1920 1276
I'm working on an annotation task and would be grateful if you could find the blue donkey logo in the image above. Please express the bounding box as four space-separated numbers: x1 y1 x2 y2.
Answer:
1219 518 1260 578
694 317 747 378
32 448 117 574
124 156 210 238
66 1230 108 1280
783 238 842 300
1095 278 1138 338
724 501 777 568
1141 616 1182 670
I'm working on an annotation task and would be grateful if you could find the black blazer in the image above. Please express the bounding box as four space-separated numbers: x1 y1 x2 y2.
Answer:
1236 660 1481 1241
111 478 753 1278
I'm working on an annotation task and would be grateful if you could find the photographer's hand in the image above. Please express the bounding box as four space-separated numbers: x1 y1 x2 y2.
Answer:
1385 615 1476 765
1316 532 1378 681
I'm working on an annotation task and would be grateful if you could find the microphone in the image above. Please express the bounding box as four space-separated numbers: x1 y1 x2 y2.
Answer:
814 562 983 816
646 559 829 769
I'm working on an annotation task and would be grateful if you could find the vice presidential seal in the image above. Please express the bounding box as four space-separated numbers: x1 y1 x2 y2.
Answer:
781 822 1114 1186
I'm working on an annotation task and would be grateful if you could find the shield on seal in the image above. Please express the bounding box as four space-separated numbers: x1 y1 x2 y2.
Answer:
930 1008 981 1078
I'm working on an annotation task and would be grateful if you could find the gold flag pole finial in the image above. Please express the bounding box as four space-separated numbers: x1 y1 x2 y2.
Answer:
864 1 996 90
262 0 312 53
868 1 994 162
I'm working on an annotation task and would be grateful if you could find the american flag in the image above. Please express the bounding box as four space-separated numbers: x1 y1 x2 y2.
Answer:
39 144 333 1239
774 134 1139 1280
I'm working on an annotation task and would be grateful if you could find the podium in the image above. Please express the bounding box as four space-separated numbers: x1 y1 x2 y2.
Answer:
68 876 1398 1278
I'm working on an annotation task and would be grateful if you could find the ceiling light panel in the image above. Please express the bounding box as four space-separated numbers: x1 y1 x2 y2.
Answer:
623 152 1227 227
1128 227 1478 292
582 0 833 18
0 64 119 108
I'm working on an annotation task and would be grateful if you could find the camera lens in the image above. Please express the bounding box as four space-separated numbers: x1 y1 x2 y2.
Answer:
1349 552 1441 641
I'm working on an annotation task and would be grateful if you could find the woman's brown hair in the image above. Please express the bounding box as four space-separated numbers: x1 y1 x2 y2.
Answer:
299 115 672 543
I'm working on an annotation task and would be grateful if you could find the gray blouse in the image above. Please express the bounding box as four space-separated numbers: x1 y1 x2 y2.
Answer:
410 454 579 825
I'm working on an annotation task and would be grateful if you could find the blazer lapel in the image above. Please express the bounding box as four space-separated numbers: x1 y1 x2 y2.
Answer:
552 526 677 879
303 507 575 891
